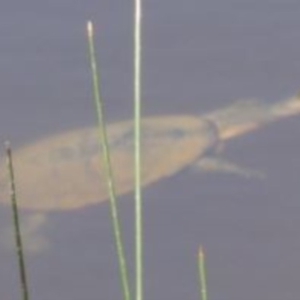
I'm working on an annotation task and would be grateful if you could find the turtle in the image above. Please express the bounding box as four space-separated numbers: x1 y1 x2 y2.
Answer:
1 93 300 212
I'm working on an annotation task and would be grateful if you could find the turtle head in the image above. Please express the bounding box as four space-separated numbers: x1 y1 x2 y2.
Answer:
270 92 300 118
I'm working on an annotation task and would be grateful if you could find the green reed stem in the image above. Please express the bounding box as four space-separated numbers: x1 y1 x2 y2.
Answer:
198 246 208 300
134 1 143 300
5 141 30 300
86 21 131 300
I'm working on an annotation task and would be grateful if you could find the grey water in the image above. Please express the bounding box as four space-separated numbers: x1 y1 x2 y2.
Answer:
1 0 300 299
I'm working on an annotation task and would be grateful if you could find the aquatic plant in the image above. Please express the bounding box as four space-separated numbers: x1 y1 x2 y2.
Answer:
86 20 131 300
5 141 30 300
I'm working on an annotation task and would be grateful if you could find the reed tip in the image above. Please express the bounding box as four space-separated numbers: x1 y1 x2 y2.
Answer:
87 20 93 37
199 246 204 258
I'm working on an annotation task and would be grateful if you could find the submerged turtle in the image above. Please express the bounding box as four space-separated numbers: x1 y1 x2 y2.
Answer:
1 93 300 211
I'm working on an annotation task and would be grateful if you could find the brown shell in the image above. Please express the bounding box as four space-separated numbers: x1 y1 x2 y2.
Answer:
0 115 216 211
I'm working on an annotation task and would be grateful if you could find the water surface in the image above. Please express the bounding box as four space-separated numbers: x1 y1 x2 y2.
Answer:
1 1 300 300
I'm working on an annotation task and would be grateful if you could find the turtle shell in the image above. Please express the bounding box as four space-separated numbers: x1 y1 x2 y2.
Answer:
0 115 217 211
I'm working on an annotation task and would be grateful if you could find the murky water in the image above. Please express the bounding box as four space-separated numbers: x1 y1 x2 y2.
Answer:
1 0 300 299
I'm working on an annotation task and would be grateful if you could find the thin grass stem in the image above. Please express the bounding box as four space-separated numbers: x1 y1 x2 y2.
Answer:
198 246 208 300
5 141 30 300
86 21 131 300
134 1 143 300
